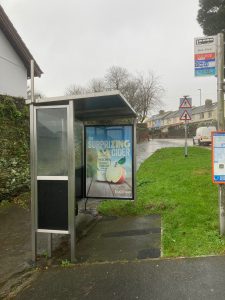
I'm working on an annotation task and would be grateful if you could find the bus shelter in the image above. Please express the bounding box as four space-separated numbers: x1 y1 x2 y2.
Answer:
29 91 137 262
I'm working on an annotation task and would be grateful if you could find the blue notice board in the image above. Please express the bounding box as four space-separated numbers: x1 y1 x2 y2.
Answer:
212 132 225 184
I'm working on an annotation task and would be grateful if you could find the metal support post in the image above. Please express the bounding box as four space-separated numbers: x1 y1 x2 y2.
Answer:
133 118 137 201
217 33 225 235
184 117 188 157
68 100 76 262
31 60 35 103
30 60 37 262
30 104 37 262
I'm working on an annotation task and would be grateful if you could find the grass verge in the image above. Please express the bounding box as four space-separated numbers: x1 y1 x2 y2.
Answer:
98 147 225 257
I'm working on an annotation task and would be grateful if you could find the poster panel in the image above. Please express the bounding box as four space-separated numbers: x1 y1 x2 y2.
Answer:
212 131 225 184
85 125 134 199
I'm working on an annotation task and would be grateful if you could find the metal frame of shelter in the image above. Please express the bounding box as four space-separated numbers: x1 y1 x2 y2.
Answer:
28 90 137 262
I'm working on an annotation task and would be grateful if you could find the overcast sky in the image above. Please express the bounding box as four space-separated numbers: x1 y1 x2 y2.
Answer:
0 0 218 113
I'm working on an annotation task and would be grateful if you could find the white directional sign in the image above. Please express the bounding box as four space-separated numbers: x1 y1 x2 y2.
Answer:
179 97 192 120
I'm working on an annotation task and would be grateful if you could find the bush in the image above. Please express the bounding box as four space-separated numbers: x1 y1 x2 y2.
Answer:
0 95 30 200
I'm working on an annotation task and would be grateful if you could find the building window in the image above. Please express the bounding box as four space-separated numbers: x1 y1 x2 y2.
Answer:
200 112 204 119
208 111 212 118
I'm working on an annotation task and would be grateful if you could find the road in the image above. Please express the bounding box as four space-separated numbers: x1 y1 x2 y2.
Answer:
137 138 192 169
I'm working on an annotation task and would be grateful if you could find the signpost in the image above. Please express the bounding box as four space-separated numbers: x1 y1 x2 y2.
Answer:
179 97 192 157
194 36 217 77
195 33 225 235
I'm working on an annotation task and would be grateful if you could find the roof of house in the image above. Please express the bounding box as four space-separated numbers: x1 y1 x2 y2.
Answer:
0 5 43 78
149 111 172 121
192 102 217 114
163 111 177 119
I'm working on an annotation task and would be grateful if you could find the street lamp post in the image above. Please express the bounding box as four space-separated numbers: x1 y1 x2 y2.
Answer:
198 88 202 106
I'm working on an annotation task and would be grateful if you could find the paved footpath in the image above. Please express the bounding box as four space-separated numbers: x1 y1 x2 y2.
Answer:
16 256 225 300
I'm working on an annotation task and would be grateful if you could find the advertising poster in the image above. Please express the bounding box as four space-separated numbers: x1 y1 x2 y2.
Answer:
212 132 225 184
85 125 133 199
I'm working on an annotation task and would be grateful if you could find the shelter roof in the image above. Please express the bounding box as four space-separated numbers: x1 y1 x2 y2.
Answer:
27 90 137 120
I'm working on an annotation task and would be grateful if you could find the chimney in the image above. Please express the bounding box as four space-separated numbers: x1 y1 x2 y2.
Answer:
205 99 212 108
159 110 165 115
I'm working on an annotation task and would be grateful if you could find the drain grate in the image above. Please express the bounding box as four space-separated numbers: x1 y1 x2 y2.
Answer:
101 228 160 238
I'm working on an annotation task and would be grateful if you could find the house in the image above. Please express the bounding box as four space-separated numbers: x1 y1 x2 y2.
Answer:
191 99 217 125
147 110 172 129
0 5 42 98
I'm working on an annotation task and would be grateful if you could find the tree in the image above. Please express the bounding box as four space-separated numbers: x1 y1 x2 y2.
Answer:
133 73 164 122
65 84 87 96
197 0 225 35
88 78 106 93
64 66 164 122
105 66 129 91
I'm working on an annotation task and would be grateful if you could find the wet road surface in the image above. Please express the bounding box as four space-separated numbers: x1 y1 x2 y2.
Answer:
137 138 192 169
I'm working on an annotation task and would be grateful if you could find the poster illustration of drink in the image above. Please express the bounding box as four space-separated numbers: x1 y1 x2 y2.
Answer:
85 125 133 199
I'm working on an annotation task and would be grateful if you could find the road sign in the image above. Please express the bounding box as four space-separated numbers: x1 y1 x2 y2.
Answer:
180 109 192 120
194 36 217 77
212 131 225 184
180 98 192 108
179 97 192 120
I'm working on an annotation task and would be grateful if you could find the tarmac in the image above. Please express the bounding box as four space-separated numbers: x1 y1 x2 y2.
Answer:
1 139 200 299
15 256 225 300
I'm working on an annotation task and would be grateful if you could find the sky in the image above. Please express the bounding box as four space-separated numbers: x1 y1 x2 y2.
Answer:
0 0 218 113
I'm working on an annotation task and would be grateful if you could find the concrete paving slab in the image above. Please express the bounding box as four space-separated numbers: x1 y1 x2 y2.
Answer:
76 215 161 263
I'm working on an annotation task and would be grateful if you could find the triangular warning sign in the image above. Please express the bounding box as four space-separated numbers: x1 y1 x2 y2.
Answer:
180 110 191 120
180 98 192 108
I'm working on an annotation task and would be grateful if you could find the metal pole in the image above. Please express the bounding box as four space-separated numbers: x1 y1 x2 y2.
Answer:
68 100 76 262
30 60 37 262
31 60 35 103
184 116 188 157
30 104 37 262
198 88 202 106
217 33 225 235
133 118 137 201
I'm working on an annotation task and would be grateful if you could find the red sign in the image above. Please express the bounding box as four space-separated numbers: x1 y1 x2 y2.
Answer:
195 53 215 60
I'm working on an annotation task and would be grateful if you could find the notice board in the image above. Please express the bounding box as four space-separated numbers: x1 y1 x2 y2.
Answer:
212 131 225 184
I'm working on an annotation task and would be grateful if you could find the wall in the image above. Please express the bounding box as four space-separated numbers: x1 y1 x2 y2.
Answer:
0 29 27 98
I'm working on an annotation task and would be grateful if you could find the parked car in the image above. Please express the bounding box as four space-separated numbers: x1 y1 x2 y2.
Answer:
193 126 216 146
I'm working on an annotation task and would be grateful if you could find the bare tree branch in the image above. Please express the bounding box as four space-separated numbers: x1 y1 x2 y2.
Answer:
65 84 87 96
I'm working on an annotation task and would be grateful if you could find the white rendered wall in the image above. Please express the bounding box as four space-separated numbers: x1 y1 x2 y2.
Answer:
0 28 27 98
